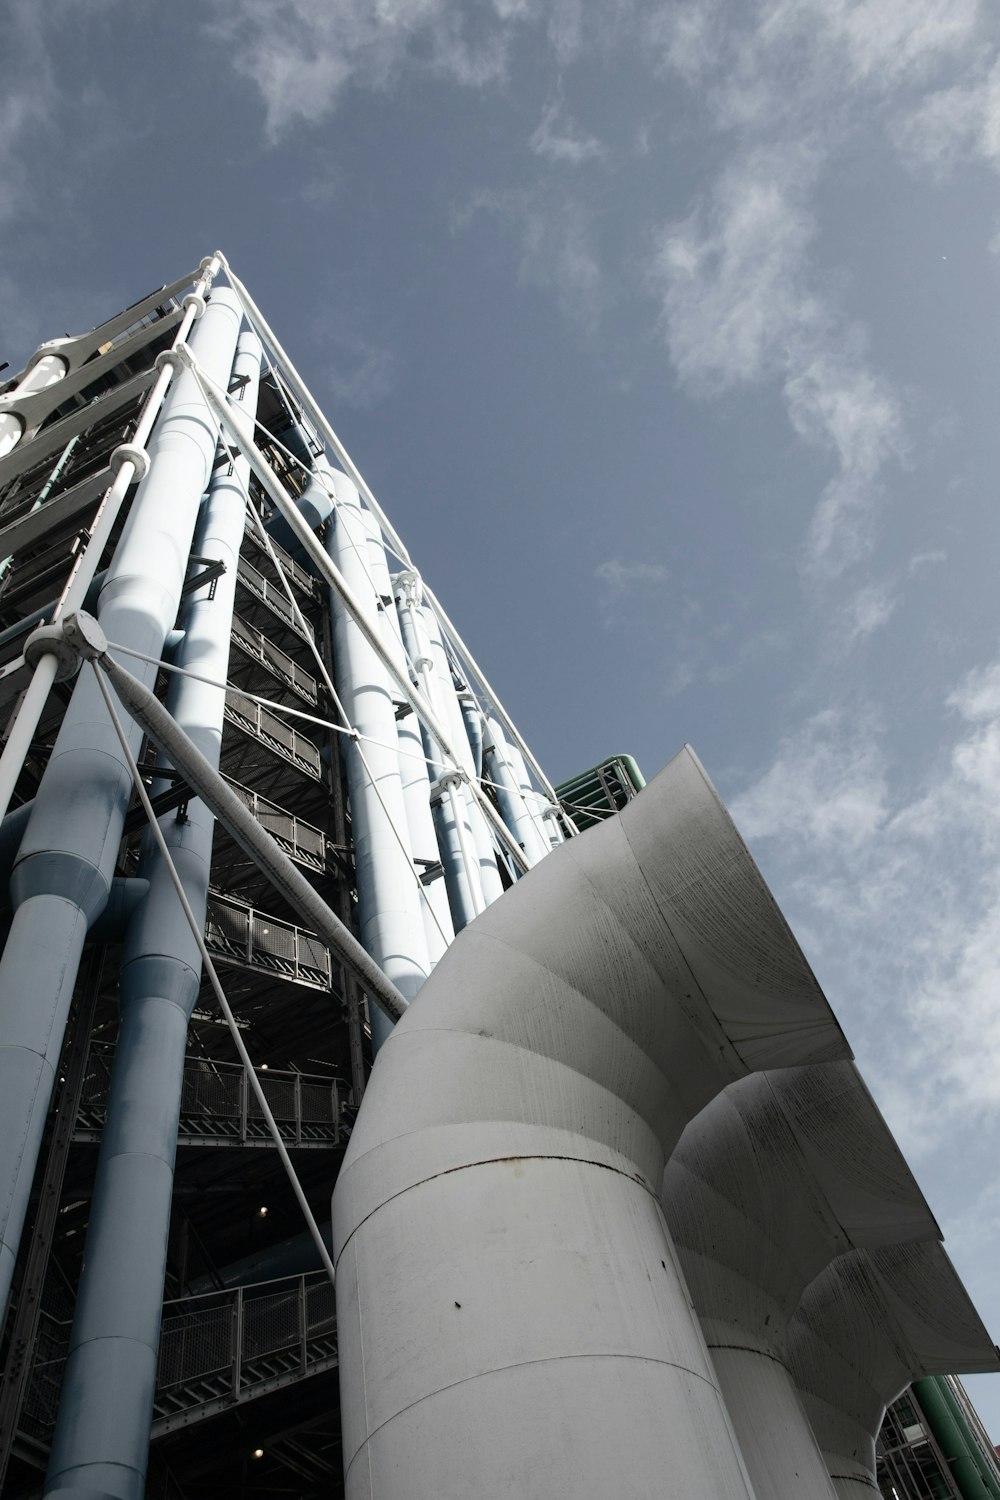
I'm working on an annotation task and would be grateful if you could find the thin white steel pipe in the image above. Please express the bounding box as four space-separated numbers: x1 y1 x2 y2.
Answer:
0 256 222 829
90 660 336 1287
220 259 570 836
178 349 530 877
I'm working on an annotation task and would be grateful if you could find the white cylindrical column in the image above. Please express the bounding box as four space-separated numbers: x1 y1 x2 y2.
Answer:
421 604 503 906
662 1063 939 1500
786 1244 1000 1498
334 746 852 1499
325 470 430 1049
482 714 549 865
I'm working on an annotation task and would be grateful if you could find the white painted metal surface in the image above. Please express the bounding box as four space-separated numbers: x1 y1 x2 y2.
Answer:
332 745 850 1498
662 1063 939 1500
787 1243 1000 1496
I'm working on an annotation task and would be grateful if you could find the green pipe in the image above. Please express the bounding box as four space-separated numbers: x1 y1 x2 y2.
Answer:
938 1378 1000 1500
912 1378 1000 1500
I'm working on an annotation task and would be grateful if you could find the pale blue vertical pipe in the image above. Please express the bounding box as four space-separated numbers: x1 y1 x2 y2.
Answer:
481 715 549 866
42 330 260 1500
394 586 478 933
0 290 243 1331
325 470 430 1051
421 604 503 908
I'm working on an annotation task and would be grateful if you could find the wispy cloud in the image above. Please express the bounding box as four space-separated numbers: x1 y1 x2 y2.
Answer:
833 579 899 650
207 0 537 141
651 145 904 577
730 654 1000 1152
595 557 669 590
530 98 605 163
460 188 606 329
892 54 1000 175
732 707 889 851
325 331 398 411
646 0 997 579
594 554 671 634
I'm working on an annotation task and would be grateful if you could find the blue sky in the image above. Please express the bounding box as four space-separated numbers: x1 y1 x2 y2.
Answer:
5 0 1000 1434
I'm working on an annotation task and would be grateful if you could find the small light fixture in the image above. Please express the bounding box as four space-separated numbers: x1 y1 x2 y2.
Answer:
257 1205 268 1218
252 1447 264 1460
259 1063 268 1071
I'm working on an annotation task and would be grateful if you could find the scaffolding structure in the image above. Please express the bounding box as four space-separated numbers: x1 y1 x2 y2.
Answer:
0 259 996 1499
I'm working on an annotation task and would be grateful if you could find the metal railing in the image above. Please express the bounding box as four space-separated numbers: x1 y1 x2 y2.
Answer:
237 554 314 636
204 890 332 989
19 1273 337 1444
223 774 328 871
153 1272 337 1431
242 530 317 599
230 613 319 704
77 1046 342 1147
224 688 323 778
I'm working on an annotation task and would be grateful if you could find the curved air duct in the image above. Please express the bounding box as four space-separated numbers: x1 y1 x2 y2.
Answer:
786 1242 1000 1497
661 1063 940 1500
332 745 850 1499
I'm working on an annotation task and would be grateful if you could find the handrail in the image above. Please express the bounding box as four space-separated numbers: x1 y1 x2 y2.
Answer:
79 1045 342 1145
21 1272 337 1442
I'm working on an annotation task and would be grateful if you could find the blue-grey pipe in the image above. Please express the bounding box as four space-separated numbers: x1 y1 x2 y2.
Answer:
43 331 261 1500
394 591 477 932
325 469 429 1051
266 465 333 560
458 688 483 779
0 290 243 1333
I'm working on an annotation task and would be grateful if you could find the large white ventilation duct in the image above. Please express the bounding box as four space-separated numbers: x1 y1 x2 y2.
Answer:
786 1242 1000 1497
332 746 851 1498
661 1063 939 1500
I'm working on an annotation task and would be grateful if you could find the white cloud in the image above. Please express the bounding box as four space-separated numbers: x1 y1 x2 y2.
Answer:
731 708 889 850
463 188 606 329
651 147 904 576
326 332 398 411
207 0 531 140
730 655 1000 1150
594 557 669 590
530 99 605 164
892 54 1000 174
834 580 898 648
643 0 992 579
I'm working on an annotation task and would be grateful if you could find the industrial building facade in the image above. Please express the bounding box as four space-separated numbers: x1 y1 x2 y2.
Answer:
0 259 996 1498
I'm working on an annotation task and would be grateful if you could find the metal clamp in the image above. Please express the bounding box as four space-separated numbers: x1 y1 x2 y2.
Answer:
23 613 106 682
110 442 150 482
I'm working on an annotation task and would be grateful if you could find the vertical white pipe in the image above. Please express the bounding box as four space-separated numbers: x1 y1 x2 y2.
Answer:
324 471 430 1050
421 605 502 907
365 517 453 964
481 715 549 866
392 573 471 940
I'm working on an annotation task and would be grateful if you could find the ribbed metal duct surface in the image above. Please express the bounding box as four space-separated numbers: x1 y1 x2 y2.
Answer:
787 1242 1000 1497
332 745 850 1498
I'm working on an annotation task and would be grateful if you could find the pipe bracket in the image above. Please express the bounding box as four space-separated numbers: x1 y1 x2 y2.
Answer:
109 443 150 482
23 623 82 681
